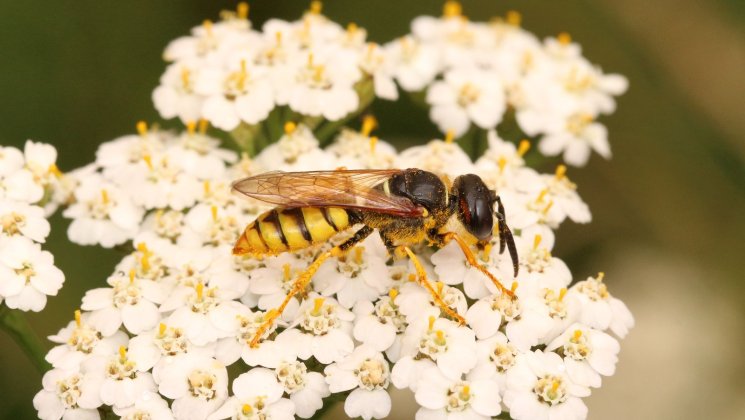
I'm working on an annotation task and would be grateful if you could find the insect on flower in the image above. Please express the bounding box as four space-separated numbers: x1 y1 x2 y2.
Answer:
232 168 519 346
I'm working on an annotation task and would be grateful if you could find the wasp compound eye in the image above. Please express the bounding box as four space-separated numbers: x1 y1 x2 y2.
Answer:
453 174 494 241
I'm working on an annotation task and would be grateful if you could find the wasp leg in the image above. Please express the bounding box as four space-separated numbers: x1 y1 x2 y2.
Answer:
400 246 466 325
249 225 374 348
441 231 516 299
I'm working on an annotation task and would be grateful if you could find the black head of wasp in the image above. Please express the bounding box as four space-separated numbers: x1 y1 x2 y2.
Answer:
231 168 519 347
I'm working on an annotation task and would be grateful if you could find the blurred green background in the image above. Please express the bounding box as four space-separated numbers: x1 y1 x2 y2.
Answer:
1 0 743 419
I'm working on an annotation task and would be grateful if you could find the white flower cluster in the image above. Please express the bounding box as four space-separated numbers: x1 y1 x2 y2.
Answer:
388 2 628 166
153 1 397 132
36 122 633 420
0 141 65 312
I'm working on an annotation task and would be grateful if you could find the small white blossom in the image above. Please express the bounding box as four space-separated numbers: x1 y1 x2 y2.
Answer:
33 367 103 420
280 294 355 364
427 67 505 137
208 368 295 420
325 345 392 420
547 323 620 388
414 366 501 420
504 350 590 420
157 353 228 420
0 236 64 311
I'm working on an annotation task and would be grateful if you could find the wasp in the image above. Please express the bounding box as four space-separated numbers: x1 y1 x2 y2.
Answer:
232 168 519 347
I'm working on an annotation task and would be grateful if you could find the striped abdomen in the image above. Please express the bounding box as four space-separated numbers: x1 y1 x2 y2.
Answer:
233 207 351 255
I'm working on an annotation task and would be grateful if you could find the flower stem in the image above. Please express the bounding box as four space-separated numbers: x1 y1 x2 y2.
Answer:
230 122 265 156
264 107 285 144
0 305 50 373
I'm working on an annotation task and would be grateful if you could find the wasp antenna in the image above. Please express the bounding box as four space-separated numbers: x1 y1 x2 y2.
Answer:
494 195 507 254
497 213 506 255
494 195 518 277
503 222 519 277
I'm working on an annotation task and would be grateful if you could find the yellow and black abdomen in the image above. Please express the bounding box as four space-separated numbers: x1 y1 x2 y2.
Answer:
233 207 351 255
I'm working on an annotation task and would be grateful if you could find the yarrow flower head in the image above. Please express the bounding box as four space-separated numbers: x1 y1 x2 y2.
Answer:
0 141 65 313
27 2 633 420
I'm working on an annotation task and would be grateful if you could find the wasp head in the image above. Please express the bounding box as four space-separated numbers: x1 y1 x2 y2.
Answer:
452 174 495 241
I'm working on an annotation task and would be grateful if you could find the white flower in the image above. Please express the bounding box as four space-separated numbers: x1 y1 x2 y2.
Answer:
1 167 44 204
386 36 440 92
398 316 477 381
275 360 330 418
324 345 392 420
81 271 165 336
279 294 355 364
465 291 552 351
33 367 103 420
359 43 399 101
208 368 295 420
414 366 501 420
505 228 572 293
95 130 164 175
431 240 506 300
247 252 310 323
23 140 60 189
547 323 620 388
352 291 407 354
474 131 538 191
157 353 228 420
196 60 275 130
113 392 174 420
313 235 391 308
125 153 201 211
169 129 237 180
0 199 50 242
396 138 474 179
468 332 521 393
153 59 205 124
46 312 129 371
63 174 144 248
554 58 628 114
427 67 505 137
127 322 215 376
327 127 397 170
159 283 235 346
539 112 611 167
210 302 285 366
164 17 253 63
504 350 590 420
286 52 361 121
183 204 245 247
0 235 64 311
0 145 24 177
569 273 635 338
253 123 336 172
82 347 157 409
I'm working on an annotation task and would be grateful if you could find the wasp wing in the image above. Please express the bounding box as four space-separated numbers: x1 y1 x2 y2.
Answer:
231 169 423 216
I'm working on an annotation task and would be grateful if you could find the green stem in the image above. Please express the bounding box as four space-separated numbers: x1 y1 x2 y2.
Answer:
405 88 429 109
265 107 285 144
0 306 50 373
230 122 265 157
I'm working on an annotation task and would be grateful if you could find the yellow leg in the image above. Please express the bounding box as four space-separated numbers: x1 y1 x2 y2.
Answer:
402 246 466 325
249 249 335 347
442 232 516 299
249 226 373 348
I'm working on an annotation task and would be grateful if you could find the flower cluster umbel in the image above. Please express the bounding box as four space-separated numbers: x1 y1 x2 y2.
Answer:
0 141 65 312
31 2 633 420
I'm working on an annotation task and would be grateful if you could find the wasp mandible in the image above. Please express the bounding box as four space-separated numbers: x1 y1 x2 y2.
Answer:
232 168 519 347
